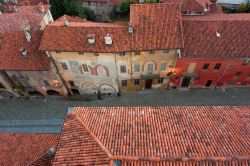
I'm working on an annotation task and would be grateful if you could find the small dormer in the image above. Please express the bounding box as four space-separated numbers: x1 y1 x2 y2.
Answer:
87 33 95 45
24 30 31 42
104 33 112 45
20 48 28 57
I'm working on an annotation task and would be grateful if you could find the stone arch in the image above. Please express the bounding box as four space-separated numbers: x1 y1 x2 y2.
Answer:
28 90 44 96
99 83 116 94
71 88 80 95
0 89 16 98
81 82 98 94
142 60 158 72
47 89 61 96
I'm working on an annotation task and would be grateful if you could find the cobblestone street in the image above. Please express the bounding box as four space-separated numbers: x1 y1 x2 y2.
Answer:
0 88 250 133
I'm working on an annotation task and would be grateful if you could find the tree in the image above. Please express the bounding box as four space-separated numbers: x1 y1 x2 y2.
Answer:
119 0 135 16
238 3 247 13
50 0 96 21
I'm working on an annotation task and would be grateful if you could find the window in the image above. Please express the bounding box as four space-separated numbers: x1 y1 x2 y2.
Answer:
61 62 68 70
134 51 140 55
158 78 164 84
69 80 75 87
78 52 84 55
94 53 99 56
161 63 166 70
202 63 209 70
235 71 242 76
121 80 127 87
134 64 140 72
82 64 89 72
43 80 50 86
242 59 249 65
56 50 61 53
147 63 154 73
214 63 221 70
119 52 125 56
163 49 169 53
120 65 126 73
149 50 155 54
134 79 140 85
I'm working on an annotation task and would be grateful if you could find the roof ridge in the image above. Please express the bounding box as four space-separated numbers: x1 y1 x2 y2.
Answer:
110 155 250 162
75 115 112 158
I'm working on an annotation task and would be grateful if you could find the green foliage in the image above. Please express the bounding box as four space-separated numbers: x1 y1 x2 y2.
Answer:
50 0 96 21
119 0 135 16
238 3 247 13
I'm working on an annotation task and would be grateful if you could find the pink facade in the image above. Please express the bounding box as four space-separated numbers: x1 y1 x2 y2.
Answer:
173 58 250 88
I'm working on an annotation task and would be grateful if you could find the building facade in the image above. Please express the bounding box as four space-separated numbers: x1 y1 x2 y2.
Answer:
40 4 183 94
0 4 67 98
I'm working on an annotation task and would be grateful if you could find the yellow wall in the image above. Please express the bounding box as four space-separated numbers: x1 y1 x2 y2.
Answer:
49 49 177 94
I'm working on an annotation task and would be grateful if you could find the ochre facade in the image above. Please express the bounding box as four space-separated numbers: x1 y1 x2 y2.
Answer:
48 49 178 94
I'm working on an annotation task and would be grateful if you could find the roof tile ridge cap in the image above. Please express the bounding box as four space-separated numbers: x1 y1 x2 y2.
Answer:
75 115 112 158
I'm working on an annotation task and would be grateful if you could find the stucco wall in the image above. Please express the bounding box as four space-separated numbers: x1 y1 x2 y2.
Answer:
174 58 250 88
50 51 119 95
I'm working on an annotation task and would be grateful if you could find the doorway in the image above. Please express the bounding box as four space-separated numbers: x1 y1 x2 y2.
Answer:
181 77 191 87
205 80 213 87
145 79 152 89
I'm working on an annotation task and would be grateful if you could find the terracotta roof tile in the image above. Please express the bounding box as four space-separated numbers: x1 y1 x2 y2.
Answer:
0 133 59 166
182 14 250 58
40 3 183 52
0 5 51 71
18 0 48 6
54 106 250 165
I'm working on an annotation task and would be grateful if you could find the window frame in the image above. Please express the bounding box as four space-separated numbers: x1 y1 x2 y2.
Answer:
121 80 127 87
82 64 89 72
160 63 166 70
120 65 127 73
134 64 140 72
214 63 222 70
61 62 68 70
202 63 210 70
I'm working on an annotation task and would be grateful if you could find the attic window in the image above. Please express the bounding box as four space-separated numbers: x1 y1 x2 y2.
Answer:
87 34 95 45
104 33 112 45
216 31 221 38
20 48 28 57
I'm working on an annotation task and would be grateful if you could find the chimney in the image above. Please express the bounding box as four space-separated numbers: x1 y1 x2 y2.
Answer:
216 31 221 38
128 23 134 34
20 48 28 57
87 33 95 45
38 4 45 13
24 30 31 42
63 17 69 26
104 33 112 45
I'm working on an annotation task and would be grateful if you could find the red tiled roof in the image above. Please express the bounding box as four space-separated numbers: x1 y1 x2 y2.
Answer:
53 106 250 165
0 5 51 71
0 133 59 166
163 0 211 12
40 3 183 52
210 3 224 14
182 14 250 58
18 0 48 6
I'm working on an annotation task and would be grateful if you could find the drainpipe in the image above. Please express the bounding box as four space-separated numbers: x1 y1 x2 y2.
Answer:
47 51 72 96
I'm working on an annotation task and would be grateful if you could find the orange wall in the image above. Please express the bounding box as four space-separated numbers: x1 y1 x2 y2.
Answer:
173 58 250 88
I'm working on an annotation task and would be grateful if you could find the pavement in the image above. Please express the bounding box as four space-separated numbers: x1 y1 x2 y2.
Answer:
0 87 250 133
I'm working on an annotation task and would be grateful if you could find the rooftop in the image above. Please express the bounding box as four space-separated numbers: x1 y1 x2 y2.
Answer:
40 3 183 52
182 14 250 59
0 133 58 166
53 106 250 165
0 4 51 71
